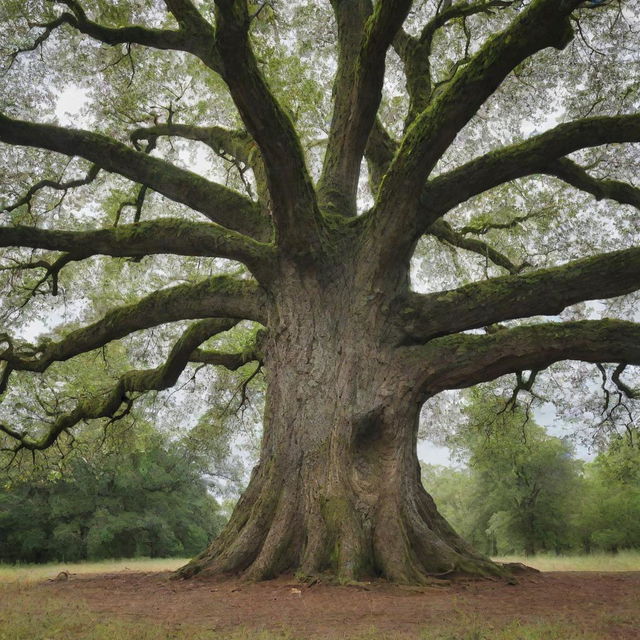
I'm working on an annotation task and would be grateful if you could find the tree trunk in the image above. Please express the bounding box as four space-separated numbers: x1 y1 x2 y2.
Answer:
178 262 504 584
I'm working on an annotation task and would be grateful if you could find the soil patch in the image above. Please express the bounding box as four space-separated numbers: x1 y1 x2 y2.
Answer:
37 570 640 639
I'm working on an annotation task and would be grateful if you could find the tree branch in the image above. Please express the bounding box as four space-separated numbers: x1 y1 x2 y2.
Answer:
129 122 270 206
611 364 640 400
163 0 212 33
189 326 264 371
0 276 267 374
318 0 412 215
130 123 253 162
394 1 516 125
0 113 272 241
213 0 321 250
425 113 640 223
2 165 100 215
43 0 194 52
543 158 640 210
0 219 275 281
19 1 224 76
412 319 640 395
0 318 237 452
0 253 76 302
364 118 397 197
428 219 524 274
372 0 579 256
402 245 640 342
189 348 257 371
457 208 544 236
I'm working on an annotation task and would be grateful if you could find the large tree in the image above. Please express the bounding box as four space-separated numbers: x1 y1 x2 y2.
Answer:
1 0 639 584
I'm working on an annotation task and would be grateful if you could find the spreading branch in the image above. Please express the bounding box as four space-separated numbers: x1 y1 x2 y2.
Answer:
371 0 580 259
2 165 100 214
457 208 544 236
0 113 271 241
0 253 75 302
45 0 211 60
611 364 640 400
189 348 257 371
543 158 640 210
0 219 275 281
189 327 264 371
0 318 237 452
428 219 525 274
213 0 321 250
130 123 269 206
130 123 254 163
163 0 212 33
413 319 640 395
402 245 640 342
318 0 412 215
425 113 640 224
394 1 516 124
0 276 267 374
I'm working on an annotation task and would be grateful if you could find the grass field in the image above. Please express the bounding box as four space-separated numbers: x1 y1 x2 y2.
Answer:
493 550 640 572
0 557 187 583
0 585 608 640
2 551 638 583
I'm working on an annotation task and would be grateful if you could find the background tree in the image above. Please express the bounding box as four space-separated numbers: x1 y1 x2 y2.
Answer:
1 0 640 584
424 399 640 557
0 429 227 563
446 392 581 556
572 429 640 553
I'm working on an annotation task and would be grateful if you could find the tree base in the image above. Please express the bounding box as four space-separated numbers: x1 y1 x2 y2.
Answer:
175 460 508 585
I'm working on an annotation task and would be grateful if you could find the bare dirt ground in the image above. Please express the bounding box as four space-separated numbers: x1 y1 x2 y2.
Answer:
35 570 640 639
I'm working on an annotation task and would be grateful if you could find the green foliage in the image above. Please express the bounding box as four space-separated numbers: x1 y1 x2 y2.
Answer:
0 433 226 563
424 392 640 557
571 431 640 553
449 392 580 555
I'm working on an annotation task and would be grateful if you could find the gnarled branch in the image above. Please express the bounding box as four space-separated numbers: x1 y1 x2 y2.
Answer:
413 319 640 395
425 113 640 224
394 1 516 124
2 164 100 214
428 219 524 274
371 0 579 260
0 276 267 374
49 0 209 58
402 245 640 342
0 318 237 452
0 218 275 281
543 158 640 210
213 0 321 250
0 113 271 241
611 364 640 400
130 123 269 207
318 0 412 215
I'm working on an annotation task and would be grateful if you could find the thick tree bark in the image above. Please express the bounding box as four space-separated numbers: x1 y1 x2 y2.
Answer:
178 258 502 583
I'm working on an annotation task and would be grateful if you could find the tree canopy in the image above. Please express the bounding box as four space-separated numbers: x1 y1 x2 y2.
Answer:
1 0 639 584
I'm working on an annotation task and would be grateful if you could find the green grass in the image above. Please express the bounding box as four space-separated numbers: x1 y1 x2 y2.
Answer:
493 550 640 572
418 620 601 640
0 557 187 583
2 551 638 584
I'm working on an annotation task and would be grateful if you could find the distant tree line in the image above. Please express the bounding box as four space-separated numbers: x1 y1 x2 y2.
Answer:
423 394 640 557
0 433 227 564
